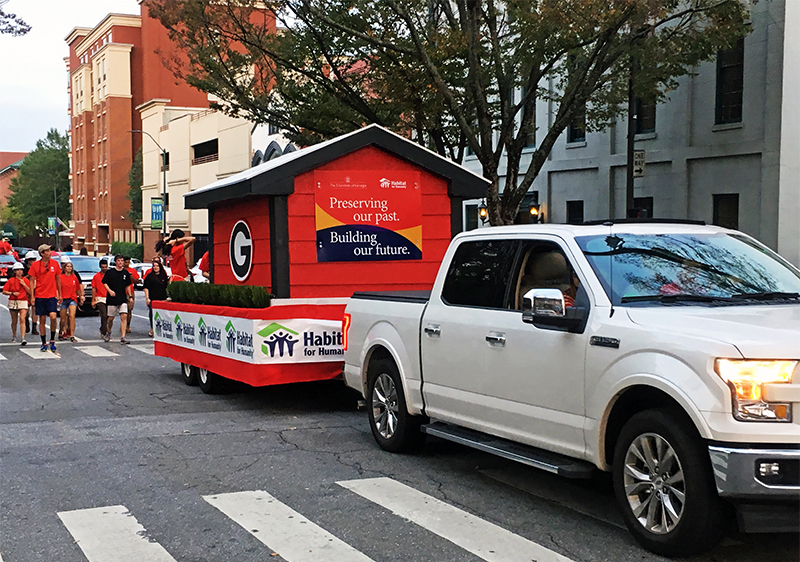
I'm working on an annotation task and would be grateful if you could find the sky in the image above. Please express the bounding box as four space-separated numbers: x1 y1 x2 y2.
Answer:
0 0 139 152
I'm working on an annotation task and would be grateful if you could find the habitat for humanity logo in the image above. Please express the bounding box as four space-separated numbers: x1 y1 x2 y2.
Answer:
175 314 184 342
225 320 236 353
258 323 299 358
379 177 407 189
198 317 207 346
154 311 173 339
154 312 162 337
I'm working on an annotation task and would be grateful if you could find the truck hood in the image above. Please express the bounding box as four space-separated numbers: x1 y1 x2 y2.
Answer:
625 305 800 358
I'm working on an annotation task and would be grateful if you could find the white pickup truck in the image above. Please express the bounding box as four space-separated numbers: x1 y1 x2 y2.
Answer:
342 220 800 556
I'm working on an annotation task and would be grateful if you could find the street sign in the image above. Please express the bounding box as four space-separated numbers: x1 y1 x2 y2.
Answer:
47 217 56 235
151 197 163 230
633 149 646 178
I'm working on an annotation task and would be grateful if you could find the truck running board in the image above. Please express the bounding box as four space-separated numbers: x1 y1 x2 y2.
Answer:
421 422 595 479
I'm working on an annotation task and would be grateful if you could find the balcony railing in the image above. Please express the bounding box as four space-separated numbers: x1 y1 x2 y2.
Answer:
191 153 219 166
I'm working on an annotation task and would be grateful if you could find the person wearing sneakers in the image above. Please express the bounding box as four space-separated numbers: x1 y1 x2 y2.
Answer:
58 257 84 342
102 255 132 344
28 244 62 352
123 256 140 334
23 250 39 335
3 262 30 345
91 259 109 340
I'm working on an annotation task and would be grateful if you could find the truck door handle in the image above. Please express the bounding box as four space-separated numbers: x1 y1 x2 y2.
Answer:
485 333 506 346
424 325 441 337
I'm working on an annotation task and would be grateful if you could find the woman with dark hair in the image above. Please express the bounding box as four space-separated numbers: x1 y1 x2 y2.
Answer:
143 257 169 337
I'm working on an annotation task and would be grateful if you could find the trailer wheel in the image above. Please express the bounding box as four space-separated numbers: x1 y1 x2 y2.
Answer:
197 367 225 394
181 363 198 386
367 358 426 453
612 408 724 556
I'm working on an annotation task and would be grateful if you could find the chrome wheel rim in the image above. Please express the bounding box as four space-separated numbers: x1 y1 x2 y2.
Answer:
198 367 208 385
371 373 399 439
182 363 192 378
623 432 685 534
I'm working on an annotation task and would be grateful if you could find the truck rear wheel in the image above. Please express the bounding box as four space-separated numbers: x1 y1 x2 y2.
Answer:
181 363 198 386
367 358 425 453
612 408 724 556
197 367 226 394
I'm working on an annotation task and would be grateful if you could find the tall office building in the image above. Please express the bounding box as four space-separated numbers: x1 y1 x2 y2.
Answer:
65 5 208 254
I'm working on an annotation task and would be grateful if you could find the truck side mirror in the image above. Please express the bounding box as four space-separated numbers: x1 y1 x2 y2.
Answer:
522 288 587 333
522 288 565 317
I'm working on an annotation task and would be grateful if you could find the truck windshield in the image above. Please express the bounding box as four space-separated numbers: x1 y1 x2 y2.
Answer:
575 232 800 306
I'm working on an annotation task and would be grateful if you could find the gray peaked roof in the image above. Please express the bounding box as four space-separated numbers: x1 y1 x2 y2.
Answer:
184 124 489 209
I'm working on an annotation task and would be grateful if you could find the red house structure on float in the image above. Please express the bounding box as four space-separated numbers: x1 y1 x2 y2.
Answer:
155 125 488 392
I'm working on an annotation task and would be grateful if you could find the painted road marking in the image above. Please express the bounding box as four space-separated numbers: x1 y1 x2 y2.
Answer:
58 505 177 562
130 344 154 355
75 346 119 358
19 348 60 360
204 490 375 562
338 477 576 562
0 353 5 360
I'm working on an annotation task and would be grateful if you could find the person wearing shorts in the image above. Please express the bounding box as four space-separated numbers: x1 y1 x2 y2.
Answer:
91 259 109 338
58 258 84 342
28 244 62 352
123 256 140 333
3 262 30 345
103 255 132 344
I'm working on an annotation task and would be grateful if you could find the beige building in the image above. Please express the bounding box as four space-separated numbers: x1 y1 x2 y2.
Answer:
138 101 286 261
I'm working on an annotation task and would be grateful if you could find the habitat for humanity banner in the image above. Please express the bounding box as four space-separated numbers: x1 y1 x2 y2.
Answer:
314 170 422 262
152 308 343 364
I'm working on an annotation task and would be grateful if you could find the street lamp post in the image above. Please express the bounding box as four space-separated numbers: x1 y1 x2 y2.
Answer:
128 129 167 239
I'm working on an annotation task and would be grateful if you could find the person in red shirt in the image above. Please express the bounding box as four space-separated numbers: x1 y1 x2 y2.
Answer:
58 258 84 342
91 259 110 339
156 229 195 281
0 237 13 256
2 262 30 345
198 250 210 280
123 256 141 333
28 244 62 352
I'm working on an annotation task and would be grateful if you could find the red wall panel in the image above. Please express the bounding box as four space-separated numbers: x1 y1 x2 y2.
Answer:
212 198 271 287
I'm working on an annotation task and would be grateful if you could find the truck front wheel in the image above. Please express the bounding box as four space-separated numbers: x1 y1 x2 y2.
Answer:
612 409 724 557
367 358 425 453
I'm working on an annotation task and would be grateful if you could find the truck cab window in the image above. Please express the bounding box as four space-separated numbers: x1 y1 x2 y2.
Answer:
441 240 518 308
514 243 584 310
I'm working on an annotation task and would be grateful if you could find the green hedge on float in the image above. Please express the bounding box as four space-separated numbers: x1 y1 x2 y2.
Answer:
166 282 272 309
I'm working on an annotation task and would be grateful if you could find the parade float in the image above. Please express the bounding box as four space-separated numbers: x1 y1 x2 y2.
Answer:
153 125 488 393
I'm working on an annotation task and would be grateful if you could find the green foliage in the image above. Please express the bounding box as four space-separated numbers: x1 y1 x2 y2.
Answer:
6 129 69 236
148 0 752 225
167 282 272 309
127 147 143 227
110 241 144 261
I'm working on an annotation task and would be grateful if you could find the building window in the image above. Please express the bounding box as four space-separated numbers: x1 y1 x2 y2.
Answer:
192 139 219 165
566 200 584 224
464 204 479 231
268 122 280 135
635 98 656 134
521 86 535 147
567 105 586 143
713 193 739 230
633 196 654 218
716 38 744 125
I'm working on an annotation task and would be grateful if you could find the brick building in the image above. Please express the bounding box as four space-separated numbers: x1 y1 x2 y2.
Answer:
64 5 208 254
0 151 27 210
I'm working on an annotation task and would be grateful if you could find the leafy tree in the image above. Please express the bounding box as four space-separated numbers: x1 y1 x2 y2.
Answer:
127 147 143 227
7 129 70 237
148 0 751 225
0 0 30 36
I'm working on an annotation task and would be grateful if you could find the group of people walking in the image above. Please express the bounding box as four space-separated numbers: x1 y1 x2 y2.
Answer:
3 229 206 349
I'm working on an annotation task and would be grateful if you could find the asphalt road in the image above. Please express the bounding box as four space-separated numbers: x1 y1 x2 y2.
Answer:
0 297 798 562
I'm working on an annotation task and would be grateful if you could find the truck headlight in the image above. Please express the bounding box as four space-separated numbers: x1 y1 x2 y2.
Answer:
715 359 796 422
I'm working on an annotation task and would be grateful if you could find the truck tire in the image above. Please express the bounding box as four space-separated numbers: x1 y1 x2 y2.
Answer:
367 358 426 453
181 363 198 386
197 367 226 394
612 408 724 557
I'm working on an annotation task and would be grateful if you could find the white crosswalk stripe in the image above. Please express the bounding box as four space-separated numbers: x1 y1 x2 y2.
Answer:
19 348 60 360
204 490 375 562
0 352 6 360
130 344 154 355
338 477 576 562
57 505 177 562
75 346 119 357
